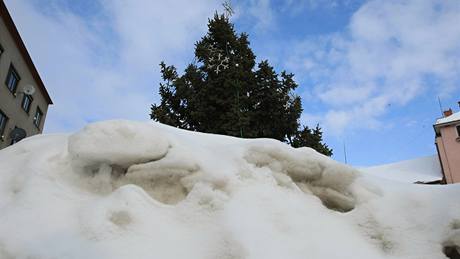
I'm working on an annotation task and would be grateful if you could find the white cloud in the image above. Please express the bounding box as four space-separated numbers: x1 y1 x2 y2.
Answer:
287 0 460 134
235 0 275 30
318 85 373 106
283 0 344 12
104 0 218 69
235 0 348 31
4 0 220 133
5 0 459 139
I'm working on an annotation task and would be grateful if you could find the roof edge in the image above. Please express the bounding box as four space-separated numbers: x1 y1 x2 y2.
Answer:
434 119 460 129
0 0 53 104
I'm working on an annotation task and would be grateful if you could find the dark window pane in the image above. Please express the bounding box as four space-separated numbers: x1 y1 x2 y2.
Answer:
456 125 460 137
5 65 20 93
34 107 43 128
9 127 26 145
21 94 33 113
0 110 8 137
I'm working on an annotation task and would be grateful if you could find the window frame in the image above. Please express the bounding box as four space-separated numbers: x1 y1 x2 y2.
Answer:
0 110 8 141
5 64 20 94
21 94 33 114
456 125 460 137
9 126 26 146
33 107 43 129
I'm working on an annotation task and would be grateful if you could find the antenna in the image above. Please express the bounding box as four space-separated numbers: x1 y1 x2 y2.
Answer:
438 96 443 116
222 0 234 18
343 141 348 164
14 84 36 96
23 84 36 95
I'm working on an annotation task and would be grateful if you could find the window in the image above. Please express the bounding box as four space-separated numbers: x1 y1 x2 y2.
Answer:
5 64 20 94
456 125 460 137
10 126 26 145
0 110 8 140
33 107 43 128
21 94 33 113
0 43 3 57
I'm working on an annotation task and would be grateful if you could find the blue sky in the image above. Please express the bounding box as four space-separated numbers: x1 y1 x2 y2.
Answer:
4 0 460 166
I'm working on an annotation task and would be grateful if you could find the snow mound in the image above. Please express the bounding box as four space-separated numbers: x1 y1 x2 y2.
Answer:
69 120 170 167
360 155 443 183
0 120 459 259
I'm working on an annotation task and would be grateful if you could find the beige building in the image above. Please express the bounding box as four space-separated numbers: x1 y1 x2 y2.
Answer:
0 0 52 149
434 107 460 184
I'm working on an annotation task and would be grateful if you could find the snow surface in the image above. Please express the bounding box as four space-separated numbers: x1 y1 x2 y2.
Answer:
436 110 460 125
360 155 443 183
1 120 460 259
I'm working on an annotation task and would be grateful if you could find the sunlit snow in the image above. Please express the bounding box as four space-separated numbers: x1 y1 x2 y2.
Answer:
0 120 459 259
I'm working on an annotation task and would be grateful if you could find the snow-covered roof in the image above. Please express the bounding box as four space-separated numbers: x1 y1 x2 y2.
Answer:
360 155 443 183
435 110 460 125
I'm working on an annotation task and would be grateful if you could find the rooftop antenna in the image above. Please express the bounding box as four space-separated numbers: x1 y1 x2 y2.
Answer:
438 96 444 116
343 141 348 164
222 0 234 18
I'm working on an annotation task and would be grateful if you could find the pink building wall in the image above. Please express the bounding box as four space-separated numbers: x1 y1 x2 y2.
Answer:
435 124 460 184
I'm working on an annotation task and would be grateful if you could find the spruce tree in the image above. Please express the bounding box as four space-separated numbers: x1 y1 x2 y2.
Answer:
152 14 255 137
151 12 333 156
292 125 333 156
251 61 301 142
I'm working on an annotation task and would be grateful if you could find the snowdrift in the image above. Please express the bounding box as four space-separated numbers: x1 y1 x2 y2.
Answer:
361 155 443 183
0 120 459 259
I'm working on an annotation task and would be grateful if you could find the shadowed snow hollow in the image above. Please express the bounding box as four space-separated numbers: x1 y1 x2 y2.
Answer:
0 120 459 259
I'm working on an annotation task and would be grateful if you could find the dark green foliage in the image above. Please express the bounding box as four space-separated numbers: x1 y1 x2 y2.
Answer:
250 61 301 142
151 13 332 156
152 14 254 137
292 125 333 156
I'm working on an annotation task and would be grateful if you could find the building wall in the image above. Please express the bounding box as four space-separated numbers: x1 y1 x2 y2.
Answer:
436 124 460 184
0 15 49 149
436 136 452 183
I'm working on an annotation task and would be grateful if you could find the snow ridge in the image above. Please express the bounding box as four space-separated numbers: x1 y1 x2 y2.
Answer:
0 120 459 259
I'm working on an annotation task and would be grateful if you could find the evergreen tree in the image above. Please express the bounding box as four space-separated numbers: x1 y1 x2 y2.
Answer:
292 125 333 156
250 61 301 142
152 14 255 137
151 12 333 156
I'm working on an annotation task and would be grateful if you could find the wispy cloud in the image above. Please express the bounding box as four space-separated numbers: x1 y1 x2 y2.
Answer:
285 0 460 134
233 0 276 31
5 0 460 141
234 0 351 31
4 0 220 132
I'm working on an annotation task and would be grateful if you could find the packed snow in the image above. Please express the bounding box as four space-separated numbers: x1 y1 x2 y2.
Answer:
360 155 443 183
0 120 459 259
436 110 460 125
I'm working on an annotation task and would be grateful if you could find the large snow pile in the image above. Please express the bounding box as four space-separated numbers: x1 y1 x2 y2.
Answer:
360 155 443 183
1 120 460 259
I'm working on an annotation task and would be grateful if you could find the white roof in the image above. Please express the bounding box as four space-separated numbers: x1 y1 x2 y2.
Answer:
436 110 460 125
